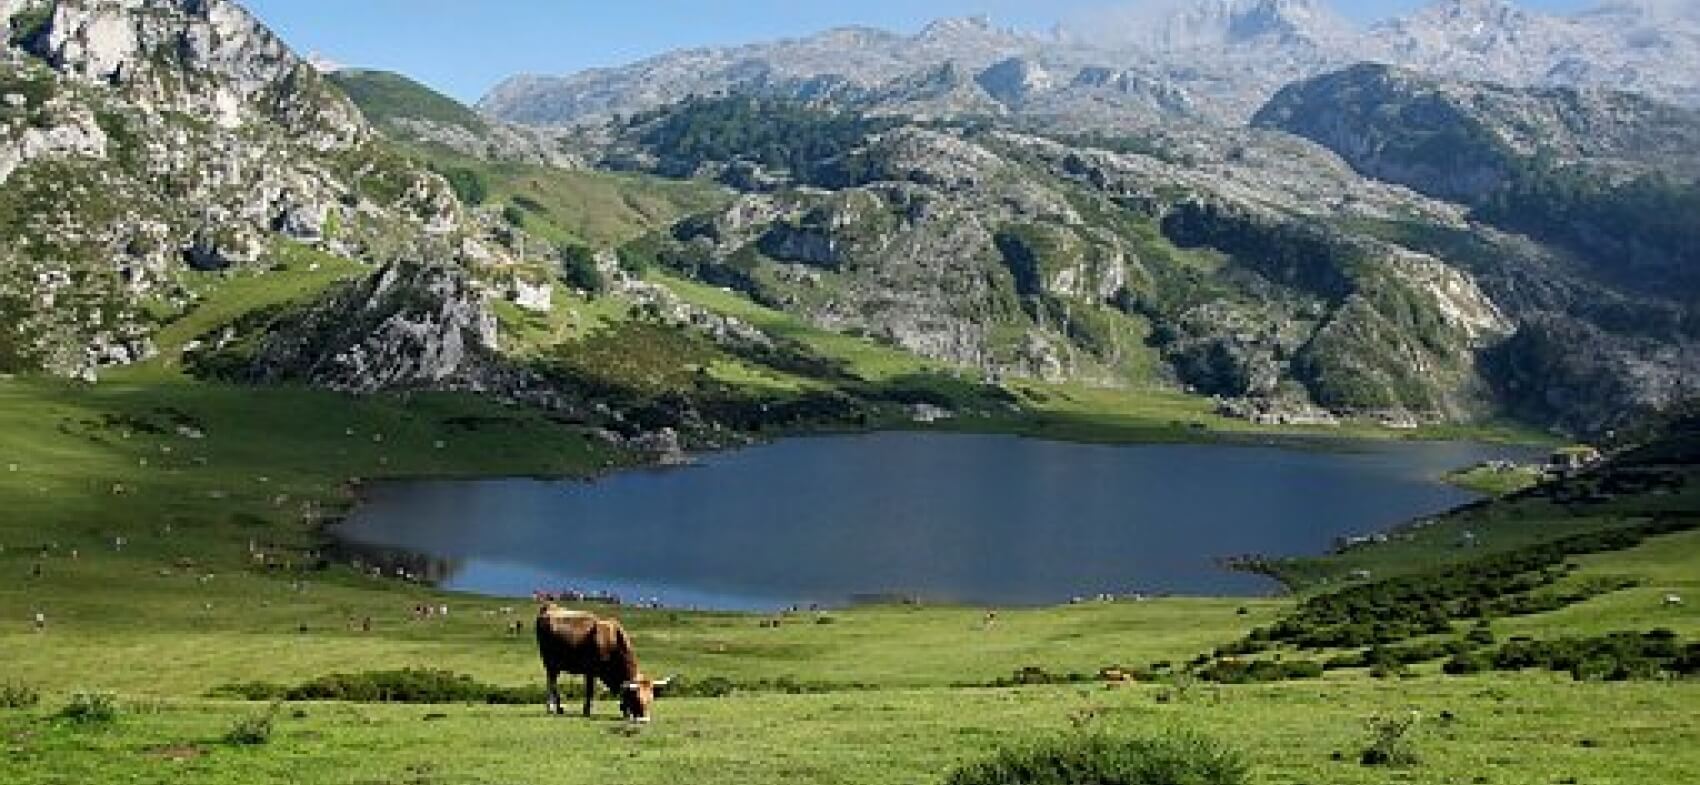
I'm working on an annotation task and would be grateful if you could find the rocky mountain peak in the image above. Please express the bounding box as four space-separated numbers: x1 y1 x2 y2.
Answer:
917 15 997 42
1073 0 1354 51
975 57 1054 105
6 0 365 147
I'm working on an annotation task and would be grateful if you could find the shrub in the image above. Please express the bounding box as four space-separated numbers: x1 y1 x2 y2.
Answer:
560 243 607 295
1478 631 1691 680
1360 712 1421 766
212 670 873 705
944 731 1251 785
60 691 119 724
212 681 288 702
671 675 737 698
284 669 545 704
9 7 53 48
0 681 40 709
224 703 281 746
1196 658 1323 683
1261 519 1696 651
1442 653 1491 675
435 166 488 206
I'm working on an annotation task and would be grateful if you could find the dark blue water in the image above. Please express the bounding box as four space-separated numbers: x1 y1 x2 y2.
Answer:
335 432 1539 610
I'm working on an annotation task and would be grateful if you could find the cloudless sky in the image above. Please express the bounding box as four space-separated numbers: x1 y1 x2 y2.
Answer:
244 0 1600 104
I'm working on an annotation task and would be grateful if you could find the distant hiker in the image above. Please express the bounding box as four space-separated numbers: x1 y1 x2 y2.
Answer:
361 617 373 633
32 612 46 632
983 611 999 630
30 562 43 579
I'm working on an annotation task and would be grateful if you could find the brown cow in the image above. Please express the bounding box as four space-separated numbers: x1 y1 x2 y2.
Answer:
535 605 671 722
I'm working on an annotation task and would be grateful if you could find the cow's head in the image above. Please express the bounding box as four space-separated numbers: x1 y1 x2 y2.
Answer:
619 675 673 723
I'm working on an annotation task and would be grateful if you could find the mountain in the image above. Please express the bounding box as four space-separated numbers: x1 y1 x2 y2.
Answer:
1255 63 1700 289
477 17 1039 126
1069 0 1355 50
1368 0 1700 108
0 0 1016 449
576 53 1700 432
1254 62 1700 201
1257 64 1700 429
481 1 1700 129
597 96 1532 422
0 0 612 395
8 0 1699 436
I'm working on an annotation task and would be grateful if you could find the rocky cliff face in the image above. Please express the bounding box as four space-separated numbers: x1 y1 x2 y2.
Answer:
234 259 503 393
0 0 516 382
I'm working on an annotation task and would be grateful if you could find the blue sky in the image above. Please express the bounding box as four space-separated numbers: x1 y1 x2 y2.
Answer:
244 0 1596 104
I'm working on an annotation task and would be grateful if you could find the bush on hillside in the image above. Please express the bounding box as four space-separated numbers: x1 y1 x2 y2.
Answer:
284 669 545 704
560 243 607 295
433 165 488 206
211 670 874 705
224 703 281 746
0 681 40 709
944 731 1251 785
1360 712 1422 767
1260 518 1696 650
59 691 119 724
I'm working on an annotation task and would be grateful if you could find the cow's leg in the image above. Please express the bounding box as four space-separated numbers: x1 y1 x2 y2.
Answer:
582 673 594 718
545 668 562 716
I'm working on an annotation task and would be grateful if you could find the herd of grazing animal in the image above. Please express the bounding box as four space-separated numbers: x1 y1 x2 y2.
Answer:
535 605 672 723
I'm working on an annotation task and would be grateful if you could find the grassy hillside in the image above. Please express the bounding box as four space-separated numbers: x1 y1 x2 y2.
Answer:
326 70 488 134
477 164 728 249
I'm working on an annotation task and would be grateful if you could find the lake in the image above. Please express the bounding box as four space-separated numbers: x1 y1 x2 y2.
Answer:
334 432 1541 610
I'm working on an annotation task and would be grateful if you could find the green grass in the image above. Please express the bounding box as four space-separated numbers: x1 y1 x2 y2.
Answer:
327 70 488 133
128 243 365 381
654 272 949 383
430 155 727 249
1 671 1696 784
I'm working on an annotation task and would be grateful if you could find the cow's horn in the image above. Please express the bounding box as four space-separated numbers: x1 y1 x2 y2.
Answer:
621 680 639 692
653 675 676 688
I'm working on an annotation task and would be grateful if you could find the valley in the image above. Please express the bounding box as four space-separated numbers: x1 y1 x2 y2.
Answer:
3 1 1700 784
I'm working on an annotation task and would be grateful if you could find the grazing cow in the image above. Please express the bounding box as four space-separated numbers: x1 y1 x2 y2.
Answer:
535 605 671 722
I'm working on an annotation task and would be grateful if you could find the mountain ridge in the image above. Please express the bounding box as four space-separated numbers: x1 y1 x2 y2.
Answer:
478 0 1700 129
